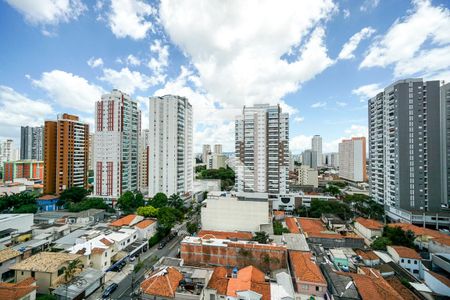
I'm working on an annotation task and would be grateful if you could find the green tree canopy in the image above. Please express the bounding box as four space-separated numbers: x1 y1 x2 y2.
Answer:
157 206 181 232
252 231 269 244
136 205 159 218
151 192 168 208
168 194 184 210
273 220 290 235
371 236 392 250
186 221 198 235
0 192 38 213
59 187 89 203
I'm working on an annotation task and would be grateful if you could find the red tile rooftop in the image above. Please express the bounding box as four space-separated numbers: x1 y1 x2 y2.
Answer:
355 217 383 230
198 230 253 240
389 246 421 260
110 214 137 227
289 251 326 285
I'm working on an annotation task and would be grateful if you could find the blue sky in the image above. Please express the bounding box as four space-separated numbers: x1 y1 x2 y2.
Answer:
0 0 449 153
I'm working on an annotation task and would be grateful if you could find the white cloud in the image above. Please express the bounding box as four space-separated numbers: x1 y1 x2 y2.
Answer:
148 40 169 76
342 9 350 19
338 27 375 60
87 57 104 68
290 134 312 153
360 0 450 77
360 0 380 12
0 85 53 137
126 54 141 66
323 124 368 153
336 101 348 107
100 67 162 94
160 0 336 108
352 83 382 101
294 116 304 123
107 0 155 40
32 70 104 112
5 0 86 25
311 101 327 108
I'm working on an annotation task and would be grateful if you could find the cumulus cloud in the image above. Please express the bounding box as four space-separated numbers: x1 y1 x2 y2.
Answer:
159 0 336 108
32 70 105 112
148 40 169 76
126 54 141 66
311 101 327 108
5 0 86 25
338 27 375 60
87 57 104 68
290 134 312 153
294 116 305 123
336 101 348 107
360 0 450 80
323 124 368 153
107 0 156 40
352 83 382 101
342 9 350 19
100 67 162 94
360 0 380 12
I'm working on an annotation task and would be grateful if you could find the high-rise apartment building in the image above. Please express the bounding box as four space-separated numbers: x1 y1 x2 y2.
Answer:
214 144 222 154
139 129 150 193
312 135 323 167
235 104 289 194
20 126 44 160
93 90 141 199
202 144 211 163
148 95 193 197
368 79 448 223
302 149 317 169
44 114 89 195
297 165 318 188
338 137 367 182
0 139 14 164
441 83 450 207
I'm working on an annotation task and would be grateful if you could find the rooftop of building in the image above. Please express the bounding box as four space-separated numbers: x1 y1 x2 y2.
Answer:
135 219 156 229
426 270 450 288
289 251 326 285
355 250 379 261
11 252 81 273
52 268 104 299
0 277 37 300
181 236 286 251
0 248 21 263
198 230 253 240
110 214 142 227
355 217 383 230
140 266 183 298
388 246 421 260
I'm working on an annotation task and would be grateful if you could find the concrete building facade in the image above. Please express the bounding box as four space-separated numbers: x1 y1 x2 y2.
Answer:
368 79 448 223
235 104 289 194
44 114 89 195
312 135 323 167
3 160 43 182
338 137 367 182
20 126 44 161
148 95 193 197
93 90 141 199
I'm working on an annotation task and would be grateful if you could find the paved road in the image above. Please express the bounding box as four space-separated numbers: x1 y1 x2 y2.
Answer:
88 220 189 300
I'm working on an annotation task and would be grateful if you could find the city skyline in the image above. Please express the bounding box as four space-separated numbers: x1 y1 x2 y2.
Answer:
1 0 449 153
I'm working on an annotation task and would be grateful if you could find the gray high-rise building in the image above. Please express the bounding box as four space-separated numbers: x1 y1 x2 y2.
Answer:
20 126 44 160
312 135 322 167
302 149 317 169
235 104 289 194
368 79 449 225
441 83 450 207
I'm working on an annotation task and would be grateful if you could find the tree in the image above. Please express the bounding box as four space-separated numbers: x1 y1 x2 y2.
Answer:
252 231 269 244
136 205 159 218
0 192 38 213
306 199 353 220
186 221 198 235
151 193 168 208
168 194 184 210
273 221 290 235
324 185 341 196
383 226 415 248
157 207 179 232
371 237 392 250
68 198 108 212
64 258 82 283
196 166 236 190
59 187 89 204
134 191 145 208
117 191 135 212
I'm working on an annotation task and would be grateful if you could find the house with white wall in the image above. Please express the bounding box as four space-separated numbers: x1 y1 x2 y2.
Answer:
387 246 423 278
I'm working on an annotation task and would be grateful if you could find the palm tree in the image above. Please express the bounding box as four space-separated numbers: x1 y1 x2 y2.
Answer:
168 194 183 209
64 258 83 283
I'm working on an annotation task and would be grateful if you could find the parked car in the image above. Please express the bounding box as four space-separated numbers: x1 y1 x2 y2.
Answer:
129 256 136 262
158 242 166 249
102 283 118 298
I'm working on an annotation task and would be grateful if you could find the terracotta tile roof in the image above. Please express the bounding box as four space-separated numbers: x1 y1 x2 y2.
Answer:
226 266 270 300
387 223 441 239
355 250 379 261
100 237 113 246
91 247 105 255
110 214 137 227
0 277 37 300
298 217 344 239
386 277 421 300
389 246 421 260
140 267 183 298
289 251 326 285
431 236 450 247
427 271 450 288
11 252 81 273
207 267 229 294
0 248 21 263
135 219 156 229
355 217 383 230
285 217 300 233
198 230 253 240
339 268 404 300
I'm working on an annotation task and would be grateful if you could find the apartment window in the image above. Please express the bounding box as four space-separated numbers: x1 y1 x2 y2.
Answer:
414 260 417 264
316 286 321 291
408 259 411 264
401 259 404 263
